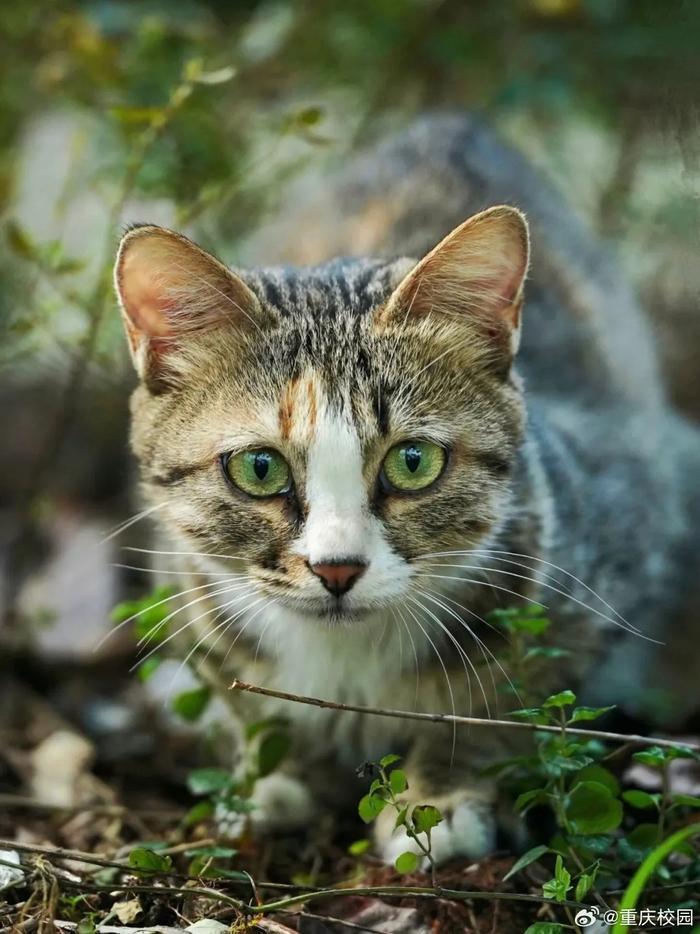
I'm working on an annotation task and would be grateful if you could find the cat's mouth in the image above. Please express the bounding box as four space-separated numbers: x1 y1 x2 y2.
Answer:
274 593 374 624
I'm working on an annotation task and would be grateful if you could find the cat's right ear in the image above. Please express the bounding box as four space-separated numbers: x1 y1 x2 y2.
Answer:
114 225 266 391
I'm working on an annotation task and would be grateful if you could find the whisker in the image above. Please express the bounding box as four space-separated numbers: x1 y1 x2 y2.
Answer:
134 587 255 670
93 575 242 651
136 581 253 651
395 601 421 706
417 548 639 633
100 502 168 544
420 563 660 643
221 597 270 665
163 593 261 701
124 546 248 563
408 593 476 719
112 563 235 578
416 585 523 711
402 598 458 762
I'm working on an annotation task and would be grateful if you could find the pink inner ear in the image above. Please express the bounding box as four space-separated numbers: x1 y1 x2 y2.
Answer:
120 256 175 339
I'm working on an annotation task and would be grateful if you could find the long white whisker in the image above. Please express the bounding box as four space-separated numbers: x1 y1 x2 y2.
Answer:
93 575 242 651
408 593 476 719
112 563 236 578
163 592 259 700
124 546 248 563
221 597 270 665
421 563 660 643
135 581 253 653
134 587 255 670
395 601 420 706
416 585 523 711
403 598 458 762
417 548 639 633
100 502 168 544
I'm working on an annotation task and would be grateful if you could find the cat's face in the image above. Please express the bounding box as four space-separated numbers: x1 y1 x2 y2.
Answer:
115 208 528 627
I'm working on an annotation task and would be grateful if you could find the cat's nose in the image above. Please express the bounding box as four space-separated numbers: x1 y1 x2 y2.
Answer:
308 561 367 597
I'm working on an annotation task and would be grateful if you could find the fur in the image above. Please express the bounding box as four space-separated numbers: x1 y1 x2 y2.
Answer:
114 115 700 863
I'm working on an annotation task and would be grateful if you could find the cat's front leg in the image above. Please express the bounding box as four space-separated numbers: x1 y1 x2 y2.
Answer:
217 769 315 839
372 730 521 866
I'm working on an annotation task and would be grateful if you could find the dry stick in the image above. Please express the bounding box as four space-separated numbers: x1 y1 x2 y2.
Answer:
0 853 587 916
26 870 590 915
0 840 304 894
230 680 700 753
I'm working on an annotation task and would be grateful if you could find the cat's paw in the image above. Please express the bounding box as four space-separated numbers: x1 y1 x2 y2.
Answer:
375 791 496 867
217 773 314 839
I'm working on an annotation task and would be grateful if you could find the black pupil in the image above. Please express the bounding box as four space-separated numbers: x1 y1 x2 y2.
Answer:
253 453 271 480
404 446 421 473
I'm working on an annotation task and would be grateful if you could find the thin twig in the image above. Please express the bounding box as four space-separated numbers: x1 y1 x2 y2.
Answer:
0 850 586 917
229 680 700 753
0 839 319 894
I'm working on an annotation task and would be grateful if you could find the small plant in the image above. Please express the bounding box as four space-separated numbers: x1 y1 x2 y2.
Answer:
497 689 700 922
183 717 291 859
357 755 443 885
488 603 570 704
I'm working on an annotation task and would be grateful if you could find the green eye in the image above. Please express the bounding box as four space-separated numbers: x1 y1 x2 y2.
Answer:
381 440 447 492
224 449 291 498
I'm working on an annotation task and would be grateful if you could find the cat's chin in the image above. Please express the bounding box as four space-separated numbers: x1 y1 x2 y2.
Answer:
273 595 375 626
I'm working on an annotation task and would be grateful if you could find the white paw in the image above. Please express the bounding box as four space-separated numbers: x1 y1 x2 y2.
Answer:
217 773 313 839
377 797 496 867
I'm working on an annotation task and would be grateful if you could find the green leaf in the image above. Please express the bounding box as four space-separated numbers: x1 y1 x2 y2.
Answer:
348 839 371 856
568 705 615 723
258 731 290 777
507 707 548 724
566 781 623 834
575 872 595 901
544 754 594 776
219 794 256 814
389 769 408 795
358 794 387 823
182 800 215 827
632 744 698 767
77 920 97 934
524 925 563 934
514 788 547 813
184 846 237 859
672 793 700 808
542 855 571 902
127 847 173 875
187 768 235 796
395 851 420 874
567 834 615 854
136 655 162 682
503 844 550 881
379 754 401 768
543 690 576 709
622 789 660 810
172 686 211 722
245 717 288 740
394 805 409 829
574 764 620 796
412 804 443 835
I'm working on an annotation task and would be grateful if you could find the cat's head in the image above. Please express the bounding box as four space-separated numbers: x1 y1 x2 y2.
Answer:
114 207 529 627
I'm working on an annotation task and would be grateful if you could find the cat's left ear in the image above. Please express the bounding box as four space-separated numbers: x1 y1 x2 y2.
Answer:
114 225 266 390
379 205 529 359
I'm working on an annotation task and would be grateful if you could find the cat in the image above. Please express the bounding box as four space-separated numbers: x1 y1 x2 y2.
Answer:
114 114 700 865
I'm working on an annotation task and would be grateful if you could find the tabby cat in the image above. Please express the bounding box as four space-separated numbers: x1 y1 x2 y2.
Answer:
114 115 700 864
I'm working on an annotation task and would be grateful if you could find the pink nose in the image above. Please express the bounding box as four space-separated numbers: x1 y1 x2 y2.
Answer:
309 561 367 597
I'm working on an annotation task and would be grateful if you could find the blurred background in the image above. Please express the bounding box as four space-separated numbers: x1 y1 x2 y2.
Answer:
1 0 699 820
